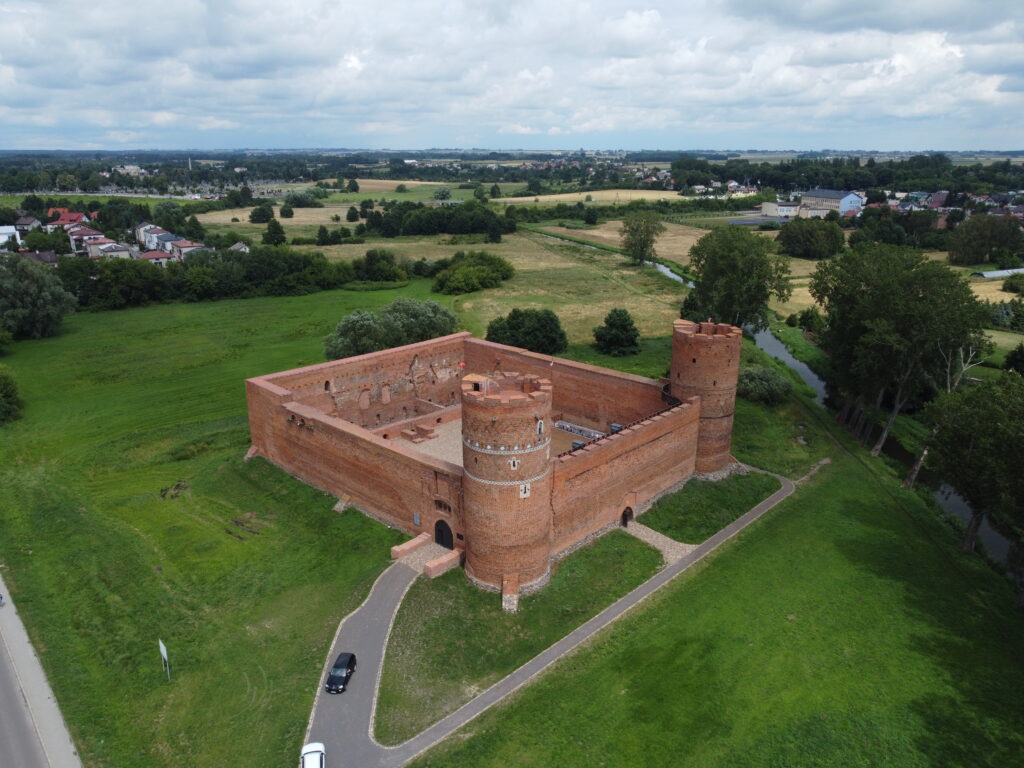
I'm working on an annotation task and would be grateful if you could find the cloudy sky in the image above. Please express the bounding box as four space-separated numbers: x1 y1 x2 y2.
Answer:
1 0 1022 151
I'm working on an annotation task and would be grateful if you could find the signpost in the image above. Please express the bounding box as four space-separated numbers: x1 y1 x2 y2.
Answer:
158 639 171 681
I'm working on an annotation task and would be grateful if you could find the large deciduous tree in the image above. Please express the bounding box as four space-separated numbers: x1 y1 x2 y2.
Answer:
926 373 1024 604
593 308 640 356
323 299 458 360
486 308 568 355
262 219 287 246
619 211 665 266
777 217 845 260
0 254 77 339
810 245 990 456
948 214 1023 266
682 227 791 331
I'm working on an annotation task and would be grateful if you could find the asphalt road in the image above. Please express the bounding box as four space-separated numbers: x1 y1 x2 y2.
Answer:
0 572 82 768
0 622 49 767
305 467 797 768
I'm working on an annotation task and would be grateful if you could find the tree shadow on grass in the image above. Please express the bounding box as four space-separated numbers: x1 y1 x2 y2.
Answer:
831 494 1024 767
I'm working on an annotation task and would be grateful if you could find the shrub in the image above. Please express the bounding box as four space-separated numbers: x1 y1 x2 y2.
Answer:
785 313 799 327
486 308 568 354
0 364 22 424
796 306 826 336
593 308 640 356
248 204 274 223
432 250 514 295
1005 342 1024 373
352 249 407 283
324 299 458 360
279 204 294 218
1002 274 1024 293
737 366 792 405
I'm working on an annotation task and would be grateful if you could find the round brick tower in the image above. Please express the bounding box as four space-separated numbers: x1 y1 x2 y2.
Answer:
461 372 553 592
670 319 743 473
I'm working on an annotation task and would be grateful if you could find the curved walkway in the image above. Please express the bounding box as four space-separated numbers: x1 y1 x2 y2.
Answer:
307 467 796 767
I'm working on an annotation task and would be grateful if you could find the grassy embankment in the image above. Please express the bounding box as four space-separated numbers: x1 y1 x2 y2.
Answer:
407 343 1024 767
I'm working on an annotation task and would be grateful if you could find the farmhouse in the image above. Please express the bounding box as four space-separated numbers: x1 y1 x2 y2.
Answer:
799 189 863 218
246 319 742 607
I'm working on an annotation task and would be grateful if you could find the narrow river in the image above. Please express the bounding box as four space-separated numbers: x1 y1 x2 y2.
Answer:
657 265 1010 563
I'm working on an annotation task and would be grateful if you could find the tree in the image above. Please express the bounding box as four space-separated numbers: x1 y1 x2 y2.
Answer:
948 214 1023 266
810 245 991 456
395 184 407 193
323 299 458 360
683 227 791 331
619 211 665 266
346 178 359 193
926 373 1024 604
0 254 76 339
316 225 330 246
249 204 274 224
486 308 568 354
593 308 640 356
490 183 501 198
1005 342 1024 373
182 215 205 241
583 207 599 225
262 219 287 246
0 364 22 424
346 206 359 222
279 204 294 219
433 187 452 201
777 217 845 260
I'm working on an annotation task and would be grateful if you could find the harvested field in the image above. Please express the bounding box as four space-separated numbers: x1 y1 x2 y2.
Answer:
538 220 777 268
498 189 682 205
969 278 1020 301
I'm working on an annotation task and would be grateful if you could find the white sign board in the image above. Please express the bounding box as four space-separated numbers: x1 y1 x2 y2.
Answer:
158 639 171 680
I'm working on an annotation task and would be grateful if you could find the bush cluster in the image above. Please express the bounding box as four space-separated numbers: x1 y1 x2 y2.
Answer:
593 308 640 356
486 308 568 354
324 299 458 360
1002 274 1024 293
737 366 792 405
431 251 514 294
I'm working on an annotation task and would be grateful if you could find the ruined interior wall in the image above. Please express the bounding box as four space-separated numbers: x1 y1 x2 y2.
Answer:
550 400 700 553
265 333 471 429
245 379 464 542
464 338 665 431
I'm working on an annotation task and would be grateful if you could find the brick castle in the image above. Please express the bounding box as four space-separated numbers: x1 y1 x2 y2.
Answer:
246 319 742 601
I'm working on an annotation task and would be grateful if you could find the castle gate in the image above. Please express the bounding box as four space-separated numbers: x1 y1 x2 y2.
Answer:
621 507 635 527
434 520 454 550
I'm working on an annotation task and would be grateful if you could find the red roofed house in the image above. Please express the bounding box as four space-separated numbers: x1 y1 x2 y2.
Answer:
45 210 90 233
138 250 178 268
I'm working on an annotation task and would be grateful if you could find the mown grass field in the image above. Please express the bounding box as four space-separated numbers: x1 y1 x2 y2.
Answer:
640 472 782 544
409 417 1024 767
375 531 663 745
0 288 445 767
0 193 165 211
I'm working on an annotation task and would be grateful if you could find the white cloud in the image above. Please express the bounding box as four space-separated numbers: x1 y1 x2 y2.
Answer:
0 0 1020 149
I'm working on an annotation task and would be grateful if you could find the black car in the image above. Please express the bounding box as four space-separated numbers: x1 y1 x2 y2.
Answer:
325 652 357 694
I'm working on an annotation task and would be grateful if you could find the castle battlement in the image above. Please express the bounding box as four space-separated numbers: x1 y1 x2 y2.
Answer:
246 320 743 605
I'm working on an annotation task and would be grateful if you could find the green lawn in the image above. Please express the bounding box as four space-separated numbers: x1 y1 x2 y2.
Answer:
0 193 166 211
409 448 1024 768
374 531 662 745
640 472 782 543
0 289 444 767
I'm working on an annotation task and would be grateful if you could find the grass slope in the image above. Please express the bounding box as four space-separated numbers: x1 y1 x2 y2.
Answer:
640 472 782 543
410 448 1024 767
375 531 662 745
0 289 437 767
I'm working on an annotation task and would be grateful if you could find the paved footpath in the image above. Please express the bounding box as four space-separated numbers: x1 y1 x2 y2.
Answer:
308 468 796 767
0 571 82 768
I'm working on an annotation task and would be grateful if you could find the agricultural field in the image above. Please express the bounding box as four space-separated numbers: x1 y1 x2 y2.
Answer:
280 179 522 205
496 188 683 206
539 220 777 268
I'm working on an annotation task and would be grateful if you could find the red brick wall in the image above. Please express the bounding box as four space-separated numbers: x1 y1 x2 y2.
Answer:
464 338 665 430
266 333 470 429
462 375 554 590
550 400 700 553
670 320 741 472
246 380 464 544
